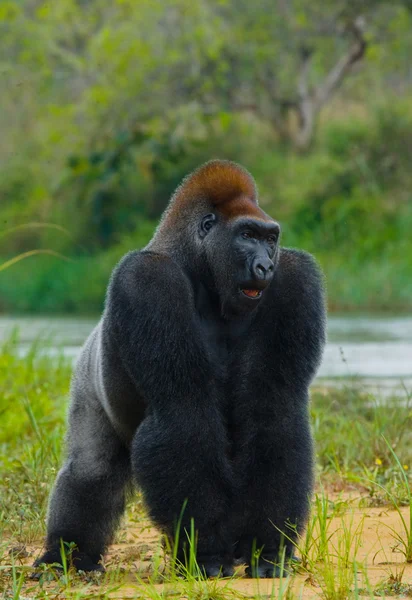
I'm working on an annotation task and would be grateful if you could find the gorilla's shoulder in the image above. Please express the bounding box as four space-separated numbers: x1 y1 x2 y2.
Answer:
106 250 190 307
278 248 324 288
279 247 322 273
274 248 326 314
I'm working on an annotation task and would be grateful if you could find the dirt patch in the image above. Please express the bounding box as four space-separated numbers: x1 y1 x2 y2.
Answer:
5 496 412 599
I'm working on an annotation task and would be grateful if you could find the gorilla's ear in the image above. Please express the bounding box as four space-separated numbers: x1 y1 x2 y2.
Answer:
199 214 216 239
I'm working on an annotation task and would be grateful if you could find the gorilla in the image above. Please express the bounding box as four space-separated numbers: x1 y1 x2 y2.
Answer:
35 160 326 578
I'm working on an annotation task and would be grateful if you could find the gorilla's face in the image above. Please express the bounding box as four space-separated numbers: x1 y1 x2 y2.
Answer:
199 214 281 317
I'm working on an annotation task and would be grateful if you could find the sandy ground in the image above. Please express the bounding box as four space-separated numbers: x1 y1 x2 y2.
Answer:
104 501 412 598
7 494 412 599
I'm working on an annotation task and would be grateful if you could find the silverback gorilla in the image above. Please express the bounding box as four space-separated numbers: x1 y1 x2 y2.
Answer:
35 160 326 578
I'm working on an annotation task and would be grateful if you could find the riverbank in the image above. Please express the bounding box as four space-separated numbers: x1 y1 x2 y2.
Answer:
0 338 411 599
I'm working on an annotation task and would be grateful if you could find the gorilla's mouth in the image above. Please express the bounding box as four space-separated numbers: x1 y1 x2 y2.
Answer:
241 288 262 299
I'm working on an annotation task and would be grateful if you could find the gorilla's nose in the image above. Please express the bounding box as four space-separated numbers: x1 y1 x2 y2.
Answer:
252 257 274 281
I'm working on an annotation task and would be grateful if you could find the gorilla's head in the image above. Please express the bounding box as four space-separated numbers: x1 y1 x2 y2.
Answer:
199 210 280 317
150 160 281 318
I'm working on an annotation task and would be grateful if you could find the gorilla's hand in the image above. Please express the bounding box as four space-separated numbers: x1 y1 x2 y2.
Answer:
33 548 104 573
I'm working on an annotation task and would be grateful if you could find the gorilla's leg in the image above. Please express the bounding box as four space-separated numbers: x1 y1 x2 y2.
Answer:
131 415 234 577
34 398 130 572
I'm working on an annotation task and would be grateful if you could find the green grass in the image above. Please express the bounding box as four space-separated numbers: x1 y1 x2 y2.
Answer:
0 337 411 599
311 383 412 493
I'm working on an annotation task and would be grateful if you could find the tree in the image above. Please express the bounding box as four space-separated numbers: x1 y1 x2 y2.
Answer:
187 1 384 150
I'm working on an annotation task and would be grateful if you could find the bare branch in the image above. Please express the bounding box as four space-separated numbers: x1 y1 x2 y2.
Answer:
214 12 368 151
314 16 367 109
297 46 314 101
46 40 85 73
292 47 316 150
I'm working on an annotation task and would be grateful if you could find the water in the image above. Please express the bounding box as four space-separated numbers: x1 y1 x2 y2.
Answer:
323 315 412 397
1 314 411 395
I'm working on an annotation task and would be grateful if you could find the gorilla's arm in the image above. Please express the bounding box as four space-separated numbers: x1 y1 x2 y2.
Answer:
105 250 234 571
231 249 326 576
273 248 326 386
106 250 224 413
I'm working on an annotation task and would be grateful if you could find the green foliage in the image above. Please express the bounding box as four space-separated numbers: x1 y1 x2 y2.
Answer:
0 336 70 542
0 335 68 448
311 384 412 491
58 128 203 248
2 100 412 312
0 225 154 313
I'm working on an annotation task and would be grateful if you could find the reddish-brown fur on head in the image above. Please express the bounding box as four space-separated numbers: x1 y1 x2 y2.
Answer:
166 160 272 223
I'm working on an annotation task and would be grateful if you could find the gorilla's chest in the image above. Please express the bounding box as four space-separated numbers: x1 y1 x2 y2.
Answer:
199 313 258 385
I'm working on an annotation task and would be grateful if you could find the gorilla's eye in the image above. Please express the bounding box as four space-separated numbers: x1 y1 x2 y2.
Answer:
267 234 278 244
241 231 254 240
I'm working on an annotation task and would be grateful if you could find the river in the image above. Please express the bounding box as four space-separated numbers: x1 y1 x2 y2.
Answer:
1 314 411 396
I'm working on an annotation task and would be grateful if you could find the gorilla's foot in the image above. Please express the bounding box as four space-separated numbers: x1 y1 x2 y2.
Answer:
245 555 299 578
199 560 234 578
245 563 285 578
33 548 104 573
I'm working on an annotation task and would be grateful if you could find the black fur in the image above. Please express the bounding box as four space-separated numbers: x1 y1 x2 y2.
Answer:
34 161 326 578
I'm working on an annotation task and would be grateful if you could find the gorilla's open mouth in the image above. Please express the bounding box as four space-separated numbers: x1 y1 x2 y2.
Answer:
241 288 262 299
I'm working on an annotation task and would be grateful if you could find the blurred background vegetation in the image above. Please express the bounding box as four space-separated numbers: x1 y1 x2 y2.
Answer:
1 0 412 314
